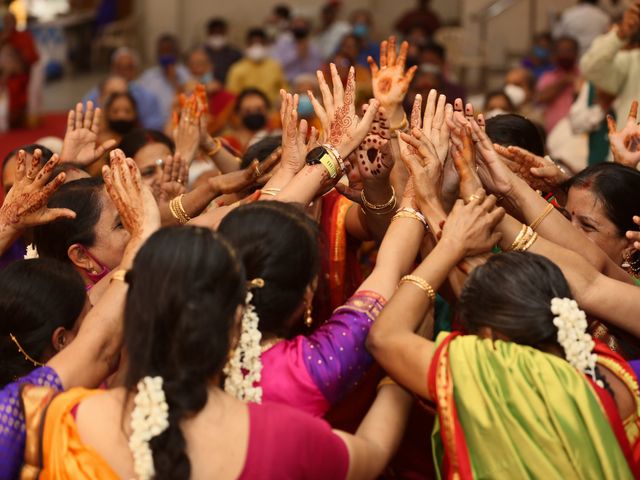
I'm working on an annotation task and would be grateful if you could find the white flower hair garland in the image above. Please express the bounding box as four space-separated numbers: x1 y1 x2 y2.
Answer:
129 376 170 480
24 244 38 259
223 290 264 403
551 297 603 388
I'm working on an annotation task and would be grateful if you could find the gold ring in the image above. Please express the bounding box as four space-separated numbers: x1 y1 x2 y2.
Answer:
26 174 36 180
177 179 183 184
254 165 262 177
467 194 481 203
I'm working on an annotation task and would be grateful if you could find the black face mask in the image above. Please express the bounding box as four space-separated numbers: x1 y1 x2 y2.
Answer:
556 57 576 71
242 113 267 131
292 27 309 40
109 119 136 134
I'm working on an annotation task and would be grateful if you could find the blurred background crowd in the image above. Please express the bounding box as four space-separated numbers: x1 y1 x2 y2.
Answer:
0 0 638 175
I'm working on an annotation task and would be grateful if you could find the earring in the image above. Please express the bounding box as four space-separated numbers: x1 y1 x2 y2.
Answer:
305 303 313 327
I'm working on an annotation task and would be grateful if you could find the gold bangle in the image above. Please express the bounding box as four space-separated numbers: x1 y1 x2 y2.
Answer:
530 203 554 231
207 138 222 157
400 274 436 302
361 187 396 212
392 207 427 229
508 224 527 251
261 188 281 197
169 194 191 224
377 376 398 392
516 231 539 252
390 114 408 132
513 226 535 251
111 269 128 283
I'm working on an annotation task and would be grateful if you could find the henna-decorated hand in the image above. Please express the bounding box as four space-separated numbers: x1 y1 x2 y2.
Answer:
317 65 380 159
280 91 311 174
102 149 160 242
608 100 640 168
60 101 116 166
174 93 202 165
447 110 482 201
441 192 504 258
494 144 568 192
368 36 417 122
153 153 188 206
354 106 393 180
0 150 75 232
210 149 281 195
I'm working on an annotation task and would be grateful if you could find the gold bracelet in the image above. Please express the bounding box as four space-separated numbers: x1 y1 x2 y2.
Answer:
516 231 538 252
377 376 398 392
530 203 554 231
361 187 396 213
513 226 535 251
400 274 436 302
390 114 408 132
261 188 281 197
169 194 191 224
392 207 427 229
508 224 528 251
111 269 128 283
207 137 222 157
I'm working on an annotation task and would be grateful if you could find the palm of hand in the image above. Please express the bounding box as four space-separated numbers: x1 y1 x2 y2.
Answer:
0 189 50 227
476 150 513 196
611 126 640 168
502 152 549 191
372 67 410 107
64 129 99 165
154 181 185 204
356 135 391 180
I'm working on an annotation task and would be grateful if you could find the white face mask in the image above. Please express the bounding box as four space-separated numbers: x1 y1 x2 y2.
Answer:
207 35 227 49
504 84 527 107
246 44 267 62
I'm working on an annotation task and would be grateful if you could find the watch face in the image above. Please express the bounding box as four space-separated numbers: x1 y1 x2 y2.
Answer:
306 146 326 165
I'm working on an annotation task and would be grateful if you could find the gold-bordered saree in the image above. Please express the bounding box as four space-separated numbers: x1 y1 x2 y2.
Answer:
427 332 640 479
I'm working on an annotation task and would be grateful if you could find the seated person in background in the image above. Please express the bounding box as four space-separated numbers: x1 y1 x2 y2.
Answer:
522 32 555 79
0 12 38 128
222 88 274 153
226 28 288 104
325 35 373 109
505 66 545 124
394 0 441 37
82 47 164 131
139 34 190 127
535 36 580 133
418 41 466 101
184 47 235 135
313 2 352 60
98 92 139 153
204 17 243 84
271 17 323 84
291 73 321 129
349 9 381 67
484 90 516 119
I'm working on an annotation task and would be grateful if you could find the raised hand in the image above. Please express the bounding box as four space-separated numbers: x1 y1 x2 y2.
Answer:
618 2 640 40
468 119 517 197
447 108 482 201
440 192 505 257
608 100 640 168
368 36 417 124
211 149 282 195
102 149 160 242
317 65 380 159
494 144 569 191
280 91 309 174
411 90 453 165
174 93 202 165
0 150 75 233
153 153 188 204
60 101 117 166
354 106 393 180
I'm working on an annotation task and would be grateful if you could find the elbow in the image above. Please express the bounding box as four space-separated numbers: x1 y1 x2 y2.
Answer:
365 323 385 357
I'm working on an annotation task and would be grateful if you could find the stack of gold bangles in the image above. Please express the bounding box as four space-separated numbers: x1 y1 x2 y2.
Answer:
361 187 397 216
261 187 281 197
400 275 436 302
509 224 538 252
169 194 191 225
392 207 428 230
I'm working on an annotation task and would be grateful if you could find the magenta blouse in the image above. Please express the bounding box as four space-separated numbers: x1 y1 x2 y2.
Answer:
260 290 385 416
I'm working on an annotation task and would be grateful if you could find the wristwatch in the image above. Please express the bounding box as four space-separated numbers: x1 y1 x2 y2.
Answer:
305 146 338 178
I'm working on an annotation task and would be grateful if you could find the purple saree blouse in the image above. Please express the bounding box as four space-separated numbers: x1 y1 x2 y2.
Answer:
260 290 385 416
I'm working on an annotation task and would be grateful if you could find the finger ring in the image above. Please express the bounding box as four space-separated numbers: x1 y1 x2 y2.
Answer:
254 165 262 177
26 173 36 180
467 194 481 203
177 179 183 184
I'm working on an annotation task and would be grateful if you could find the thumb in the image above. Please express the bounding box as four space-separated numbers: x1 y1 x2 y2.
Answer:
41 208 77 223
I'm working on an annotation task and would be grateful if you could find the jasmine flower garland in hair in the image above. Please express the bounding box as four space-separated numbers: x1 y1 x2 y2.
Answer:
551 297 603 387
223 292 263 403
24 244 38 259
129 376 170 480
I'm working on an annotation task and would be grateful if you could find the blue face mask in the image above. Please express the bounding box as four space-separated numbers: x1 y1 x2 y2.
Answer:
353 23 369 39
199 72 214 84
533 46 550 60
158 54 177 68
297 94 314 118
